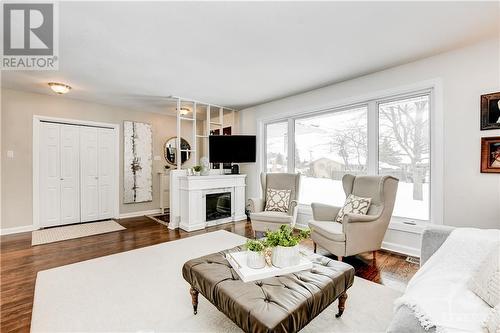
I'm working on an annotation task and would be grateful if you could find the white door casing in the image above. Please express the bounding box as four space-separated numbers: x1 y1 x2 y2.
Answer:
33 116 120 230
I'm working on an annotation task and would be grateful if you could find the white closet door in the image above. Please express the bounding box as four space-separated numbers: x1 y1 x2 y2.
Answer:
40 123 61 227
80 127 100 222
60 125 80 224
98 128 115 219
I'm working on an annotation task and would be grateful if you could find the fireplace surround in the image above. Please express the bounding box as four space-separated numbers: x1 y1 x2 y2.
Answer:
170 172 246 231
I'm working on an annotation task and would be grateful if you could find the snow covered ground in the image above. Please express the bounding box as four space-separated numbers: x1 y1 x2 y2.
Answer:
299 177 429 221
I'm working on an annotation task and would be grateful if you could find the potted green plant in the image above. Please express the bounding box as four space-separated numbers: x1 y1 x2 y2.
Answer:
245 239 266 269
265 225 310 268
192 165 202 176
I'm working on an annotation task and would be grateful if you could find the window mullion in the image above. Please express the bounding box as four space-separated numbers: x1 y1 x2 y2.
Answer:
367 101 378 175
287 118 295 173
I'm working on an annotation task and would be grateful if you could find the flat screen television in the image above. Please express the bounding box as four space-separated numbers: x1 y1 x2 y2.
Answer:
209 135 256 163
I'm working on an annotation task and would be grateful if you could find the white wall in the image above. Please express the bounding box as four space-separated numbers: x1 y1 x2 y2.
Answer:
0 89 196 233
240 39 500 256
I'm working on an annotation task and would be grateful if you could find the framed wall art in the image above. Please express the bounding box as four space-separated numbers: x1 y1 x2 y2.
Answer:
481 92 500 130
481 136 500 173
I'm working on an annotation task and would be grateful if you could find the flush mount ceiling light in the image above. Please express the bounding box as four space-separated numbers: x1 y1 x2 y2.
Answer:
48 82 72 94
178 107 190 115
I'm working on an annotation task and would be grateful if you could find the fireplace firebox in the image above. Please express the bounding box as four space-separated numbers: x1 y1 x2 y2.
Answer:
206 192 231 222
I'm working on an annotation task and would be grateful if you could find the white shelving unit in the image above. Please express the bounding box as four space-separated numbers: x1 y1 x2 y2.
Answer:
171 96 237 170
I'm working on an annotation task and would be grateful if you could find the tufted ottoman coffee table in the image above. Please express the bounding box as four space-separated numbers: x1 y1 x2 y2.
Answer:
182 245 355 333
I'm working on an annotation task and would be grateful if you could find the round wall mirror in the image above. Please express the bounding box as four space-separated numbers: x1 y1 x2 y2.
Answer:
164 137 191 166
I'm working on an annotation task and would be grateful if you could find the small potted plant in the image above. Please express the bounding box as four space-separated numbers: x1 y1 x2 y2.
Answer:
192 165 202 176
245 239 266 269
265 225 310 268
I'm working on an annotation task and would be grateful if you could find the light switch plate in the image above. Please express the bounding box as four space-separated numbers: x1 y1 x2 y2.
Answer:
7 150 14 158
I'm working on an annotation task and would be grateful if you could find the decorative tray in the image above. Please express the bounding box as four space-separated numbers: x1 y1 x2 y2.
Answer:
225 251 313 283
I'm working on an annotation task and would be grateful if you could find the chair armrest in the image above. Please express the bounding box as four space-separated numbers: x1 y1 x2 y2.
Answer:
343 213 379 223
311 203 341 221
247 198 265 213
420 225 454 266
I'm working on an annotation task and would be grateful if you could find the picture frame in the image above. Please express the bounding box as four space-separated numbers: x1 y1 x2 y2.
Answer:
480 92 500 130
481 136 500 173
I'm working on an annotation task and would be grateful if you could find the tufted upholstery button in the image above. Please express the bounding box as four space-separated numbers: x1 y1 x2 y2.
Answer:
256 281 263 287
264 298 270 303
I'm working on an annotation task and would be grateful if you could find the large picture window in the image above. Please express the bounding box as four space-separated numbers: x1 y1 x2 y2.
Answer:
295 106 368 206
263 90 433 222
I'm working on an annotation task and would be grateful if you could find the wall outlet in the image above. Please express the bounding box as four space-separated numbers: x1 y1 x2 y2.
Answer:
7 150 14 159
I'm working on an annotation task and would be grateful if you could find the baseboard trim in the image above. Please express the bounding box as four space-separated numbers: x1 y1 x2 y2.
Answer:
119 209 162 219
0 225 35 236
382 241 420 258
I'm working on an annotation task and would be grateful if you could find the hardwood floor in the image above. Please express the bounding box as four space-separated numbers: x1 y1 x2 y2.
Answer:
0 218 418 332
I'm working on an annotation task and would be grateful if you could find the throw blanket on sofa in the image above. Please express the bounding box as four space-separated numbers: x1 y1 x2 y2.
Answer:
394 228 500 333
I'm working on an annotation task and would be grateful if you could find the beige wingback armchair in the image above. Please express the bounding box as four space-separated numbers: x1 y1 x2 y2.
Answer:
309 174 398 261
248 173 300 236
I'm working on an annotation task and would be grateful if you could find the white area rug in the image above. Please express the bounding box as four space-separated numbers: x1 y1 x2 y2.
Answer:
32 220 125 246
31 230 401 332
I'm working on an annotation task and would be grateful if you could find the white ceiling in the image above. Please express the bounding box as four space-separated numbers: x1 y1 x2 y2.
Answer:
2 1 498 113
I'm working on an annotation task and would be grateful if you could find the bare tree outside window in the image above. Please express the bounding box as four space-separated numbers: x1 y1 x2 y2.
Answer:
295 107 368 205
378 95 430 220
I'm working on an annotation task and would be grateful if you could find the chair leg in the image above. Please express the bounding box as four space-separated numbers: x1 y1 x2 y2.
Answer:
313 242 317 253
372 250 377 261
338 256 343 262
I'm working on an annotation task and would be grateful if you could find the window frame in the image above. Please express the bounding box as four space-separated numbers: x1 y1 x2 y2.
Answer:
376 92 433 222
259 83 443 225
264 120 290 173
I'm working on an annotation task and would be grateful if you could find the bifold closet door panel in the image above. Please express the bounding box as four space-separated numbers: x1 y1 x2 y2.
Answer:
40 123 62 227
98 128 115 219
60 125 81 225
80 127 100 222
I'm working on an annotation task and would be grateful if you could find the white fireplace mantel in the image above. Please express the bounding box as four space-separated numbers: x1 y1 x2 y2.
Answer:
169 171 246 232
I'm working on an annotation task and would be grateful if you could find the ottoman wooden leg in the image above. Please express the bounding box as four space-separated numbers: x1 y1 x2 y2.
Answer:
335 292 348 318
313 242 317 253
190 286 199 315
